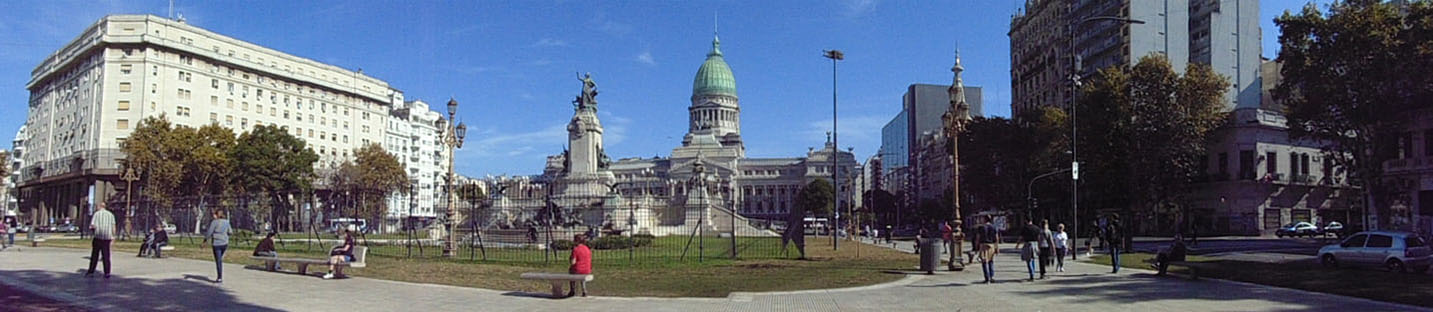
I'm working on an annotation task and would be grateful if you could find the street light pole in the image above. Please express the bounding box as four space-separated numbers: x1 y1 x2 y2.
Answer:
121 168 138 239
441 98 468 257
823 49 844 250
1069 16 1144 259
942 48 972 271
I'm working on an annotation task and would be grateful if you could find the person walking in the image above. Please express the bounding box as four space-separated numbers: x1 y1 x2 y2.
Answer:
202 209 232 283
86 202 117 278
975 216 999 284
5 216 17 248
0 217 9 250
1017 219 1040 281
1037 219 1056 279
940 220 956 270
1053 223 1070 272
1105 215 1123 274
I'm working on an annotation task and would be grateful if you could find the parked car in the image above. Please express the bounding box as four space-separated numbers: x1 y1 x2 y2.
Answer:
1275 222 1319 238
1321 221 1345 238
1319 231 1431 273
53 224 79 233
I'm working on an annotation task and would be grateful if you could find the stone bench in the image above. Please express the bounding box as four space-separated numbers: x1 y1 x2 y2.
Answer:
250 246 367 276
30 238 46 247
1152 260 1212 280
520 272 592 297
159 245 175 251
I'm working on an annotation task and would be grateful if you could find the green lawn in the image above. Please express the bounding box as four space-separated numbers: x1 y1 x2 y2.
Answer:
1087 252 1433 307
42 235 914 297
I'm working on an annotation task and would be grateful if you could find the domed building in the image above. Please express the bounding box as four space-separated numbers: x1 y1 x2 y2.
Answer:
488 35 858 236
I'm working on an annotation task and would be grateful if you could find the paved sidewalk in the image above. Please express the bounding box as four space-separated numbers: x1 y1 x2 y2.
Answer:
0 244 1425 311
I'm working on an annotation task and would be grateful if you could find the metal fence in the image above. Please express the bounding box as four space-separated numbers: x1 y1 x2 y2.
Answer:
101 188 828 265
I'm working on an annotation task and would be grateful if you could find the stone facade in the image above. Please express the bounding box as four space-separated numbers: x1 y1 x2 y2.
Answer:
484 35 857 236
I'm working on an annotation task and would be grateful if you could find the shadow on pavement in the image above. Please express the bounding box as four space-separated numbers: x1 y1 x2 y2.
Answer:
501 291 566 299
1 269 282 311
1009 270 1364 312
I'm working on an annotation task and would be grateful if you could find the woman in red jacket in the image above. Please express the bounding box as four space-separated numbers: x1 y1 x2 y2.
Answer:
568 234 592 297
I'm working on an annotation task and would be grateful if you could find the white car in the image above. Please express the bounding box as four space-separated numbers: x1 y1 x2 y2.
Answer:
1319 231 1431 273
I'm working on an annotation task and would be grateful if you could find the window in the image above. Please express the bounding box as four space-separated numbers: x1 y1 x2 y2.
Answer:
119 82 132 92
242 102 249 111
1263 208 1282 231
1239 150 1255 180
120 64 132 74
270 108 276 117
241 118 248 129
1266 152 1278 179
227 99 234 108
1218 152 1228 175
210 113 218 123
1301 154 1311 175
212 79 219 89
117 100 130 111
308 129 314 137
1408 236 1427 248
211 96 218 106
1367 235 1393 248
1289 152 1298 179
225 115 233 126
1341 234 1367 248
117 119 129 130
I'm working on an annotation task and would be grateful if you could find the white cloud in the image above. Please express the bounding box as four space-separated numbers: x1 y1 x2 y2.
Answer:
636 51 656 65
842 0 878 17
533 38 568 47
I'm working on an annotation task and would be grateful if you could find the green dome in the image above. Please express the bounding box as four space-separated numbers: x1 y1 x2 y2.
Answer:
693 36 736 97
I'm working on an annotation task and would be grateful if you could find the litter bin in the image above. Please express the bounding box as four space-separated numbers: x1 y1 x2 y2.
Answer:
918 238 942 274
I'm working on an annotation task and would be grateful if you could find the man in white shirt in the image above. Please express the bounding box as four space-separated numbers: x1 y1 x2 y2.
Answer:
86 202 117 278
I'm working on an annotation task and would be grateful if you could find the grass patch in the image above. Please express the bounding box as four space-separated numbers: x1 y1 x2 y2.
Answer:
42 236 914 297
1086 252 1433 307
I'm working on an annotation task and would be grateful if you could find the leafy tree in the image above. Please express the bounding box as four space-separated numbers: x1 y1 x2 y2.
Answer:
347 144 409 227
230 124 319 231
796 179 834 217
171 124 235 233
960 107 1068 223
1077 54 1228 239
1275 1 1433 229
120 116 186 225
918 198 949 224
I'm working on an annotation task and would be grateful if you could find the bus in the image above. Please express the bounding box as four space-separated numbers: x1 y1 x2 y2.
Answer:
328 218 368 234
803 217 829 235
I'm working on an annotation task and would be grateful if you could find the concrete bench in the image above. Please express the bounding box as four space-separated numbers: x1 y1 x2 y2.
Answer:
251 246 367 275
30 238 46 247
520 272 592 297
159 245 175 251
1154 260 1212 280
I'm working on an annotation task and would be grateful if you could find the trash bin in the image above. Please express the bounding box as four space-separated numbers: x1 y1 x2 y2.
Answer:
918 238 942 274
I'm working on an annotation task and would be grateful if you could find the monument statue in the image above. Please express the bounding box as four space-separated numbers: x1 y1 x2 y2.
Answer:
573 72 599 110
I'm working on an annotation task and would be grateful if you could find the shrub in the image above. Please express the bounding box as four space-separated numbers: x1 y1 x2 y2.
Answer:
631 234 655 247
550 239 575 250
590 236 632 250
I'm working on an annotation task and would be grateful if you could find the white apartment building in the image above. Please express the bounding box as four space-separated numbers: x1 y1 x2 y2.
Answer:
18 15 415 227
383 99 448 230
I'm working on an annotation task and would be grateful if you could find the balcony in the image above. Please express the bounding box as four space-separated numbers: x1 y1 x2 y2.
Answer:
1288 174 1316 185
1384 157 1433 174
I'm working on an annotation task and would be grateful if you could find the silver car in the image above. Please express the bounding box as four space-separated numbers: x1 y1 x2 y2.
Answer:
1319 231 1431 273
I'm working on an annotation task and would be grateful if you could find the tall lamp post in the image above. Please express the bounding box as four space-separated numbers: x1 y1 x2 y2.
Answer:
440 98 468 257
121 167 138 239
941 48 972 271
823 49 844 250
1069 16 1144 258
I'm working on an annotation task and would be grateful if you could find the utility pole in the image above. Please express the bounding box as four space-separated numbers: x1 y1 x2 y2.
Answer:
823 49 844 250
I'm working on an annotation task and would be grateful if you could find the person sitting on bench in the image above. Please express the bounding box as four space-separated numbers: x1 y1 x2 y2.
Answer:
138 226 169 258
323 228 356 280
1153 234 1188 275
567 234 592 297
254 232 279 257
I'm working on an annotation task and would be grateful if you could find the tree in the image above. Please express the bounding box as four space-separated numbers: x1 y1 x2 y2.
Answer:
796 179 834 217
1276 1 1433 230
174 124 235 233
1077 54 1228 238
120 116 186 226
456 183 487 208
960 107 1067 222
230 124 319 231
347 144 408 228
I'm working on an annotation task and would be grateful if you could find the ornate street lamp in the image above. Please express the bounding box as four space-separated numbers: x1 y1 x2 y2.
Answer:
441 97 467 257
942 48 973 271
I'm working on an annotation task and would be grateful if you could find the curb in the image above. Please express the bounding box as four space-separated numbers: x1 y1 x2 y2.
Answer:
1069 257 1433 311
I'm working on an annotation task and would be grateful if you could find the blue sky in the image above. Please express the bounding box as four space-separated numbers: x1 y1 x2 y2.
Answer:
0 0 1322 177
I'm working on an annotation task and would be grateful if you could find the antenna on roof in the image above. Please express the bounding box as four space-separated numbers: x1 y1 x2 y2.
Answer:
168 0 174 19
